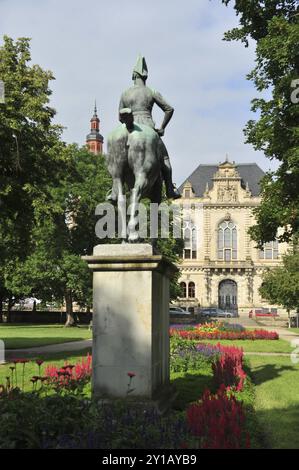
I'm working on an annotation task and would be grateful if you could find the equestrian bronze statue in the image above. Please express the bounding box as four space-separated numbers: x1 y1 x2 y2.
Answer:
106 55 180 241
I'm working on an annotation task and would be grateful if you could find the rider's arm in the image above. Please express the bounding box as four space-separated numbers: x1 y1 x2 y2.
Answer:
153 90 174 134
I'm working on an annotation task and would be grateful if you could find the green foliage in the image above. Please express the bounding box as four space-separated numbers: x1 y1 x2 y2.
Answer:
0 37 113 319
260 250 299 310
5 145 112 314
156 236 184 300
0 36 64 261
0 36 66 311
0 393 189 449
222 2 299 244
170 336 213 373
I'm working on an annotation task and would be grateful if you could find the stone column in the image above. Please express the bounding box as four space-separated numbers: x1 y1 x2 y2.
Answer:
83 244 177 403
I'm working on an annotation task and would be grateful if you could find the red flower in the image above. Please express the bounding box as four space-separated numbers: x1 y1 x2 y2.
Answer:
18 359 29 364
127 372 136 378
36 359 44 366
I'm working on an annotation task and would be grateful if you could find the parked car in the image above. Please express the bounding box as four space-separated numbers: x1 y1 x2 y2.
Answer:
199 308 236 319
249 308 279 318
169 306 191 316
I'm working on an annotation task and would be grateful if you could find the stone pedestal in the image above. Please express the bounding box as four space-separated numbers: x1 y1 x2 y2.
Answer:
83 244 178 402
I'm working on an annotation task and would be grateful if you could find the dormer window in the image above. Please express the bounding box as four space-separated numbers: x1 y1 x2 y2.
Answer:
183 181 193 199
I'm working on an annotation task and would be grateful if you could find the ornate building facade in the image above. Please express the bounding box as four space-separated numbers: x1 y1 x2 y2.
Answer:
176 158 287 316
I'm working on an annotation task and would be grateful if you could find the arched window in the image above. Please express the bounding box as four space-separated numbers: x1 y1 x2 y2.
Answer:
217 221 237 261
183 225 197 259
188 282 195 298
259 240 279 260
180 282 187 298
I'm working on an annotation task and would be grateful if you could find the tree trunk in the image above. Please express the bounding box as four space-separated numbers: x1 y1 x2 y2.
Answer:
64 288 77 327
0 298 3 323
7 296 13 323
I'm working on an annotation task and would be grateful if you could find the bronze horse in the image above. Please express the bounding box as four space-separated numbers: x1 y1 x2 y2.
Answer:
106 108 163 242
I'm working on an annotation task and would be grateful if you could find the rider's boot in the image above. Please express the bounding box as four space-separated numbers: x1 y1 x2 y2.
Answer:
162 156 181 199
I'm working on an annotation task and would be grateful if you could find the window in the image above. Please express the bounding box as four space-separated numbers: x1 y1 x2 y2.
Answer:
180 282 187 298
183 225 197 259
217 221 237 260
259 240 279 260
184 190 190 198
188 282 195 298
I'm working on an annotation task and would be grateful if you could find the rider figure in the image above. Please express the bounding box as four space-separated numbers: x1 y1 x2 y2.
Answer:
116 55 181 200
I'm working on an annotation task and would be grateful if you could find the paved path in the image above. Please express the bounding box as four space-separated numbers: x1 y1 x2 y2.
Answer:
3 339 92 362
244 351 293 357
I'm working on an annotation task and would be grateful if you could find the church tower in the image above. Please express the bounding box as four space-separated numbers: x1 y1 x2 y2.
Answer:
86 102 104 154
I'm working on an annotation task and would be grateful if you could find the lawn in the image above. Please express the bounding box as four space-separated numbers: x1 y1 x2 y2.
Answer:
289 328 299 334
0 324 92 349
248 355 299 449
187 338 292 353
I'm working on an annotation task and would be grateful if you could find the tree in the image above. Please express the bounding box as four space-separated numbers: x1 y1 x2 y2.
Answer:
6 145 112 326
0 36 65 320
259 250 299 314
222 1 299 245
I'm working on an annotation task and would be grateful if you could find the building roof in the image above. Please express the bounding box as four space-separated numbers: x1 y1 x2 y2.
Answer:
178 163 265 197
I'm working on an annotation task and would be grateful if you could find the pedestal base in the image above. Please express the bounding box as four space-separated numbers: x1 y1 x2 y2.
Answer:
83 244 178 401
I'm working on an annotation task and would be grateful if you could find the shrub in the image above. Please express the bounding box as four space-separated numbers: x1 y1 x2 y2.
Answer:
212 344 246 391
0 394 190 449
187 385 250 449
170 337 217 373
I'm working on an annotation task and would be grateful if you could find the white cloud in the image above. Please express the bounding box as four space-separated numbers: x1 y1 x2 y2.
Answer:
0 0 277 184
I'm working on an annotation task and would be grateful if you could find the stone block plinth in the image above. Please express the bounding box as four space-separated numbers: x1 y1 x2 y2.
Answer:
83 244 178 401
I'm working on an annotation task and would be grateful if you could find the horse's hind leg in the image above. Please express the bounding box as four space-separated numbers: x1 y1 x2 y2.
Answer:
128 173 147 242
113 177 127 239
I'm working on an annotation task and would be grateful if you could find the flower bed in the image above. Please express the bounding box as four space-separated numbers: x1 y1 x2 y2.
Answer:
211 344 246 391
1 341 253 449
44 354 92 394
187 385 250 449
170 324 279 340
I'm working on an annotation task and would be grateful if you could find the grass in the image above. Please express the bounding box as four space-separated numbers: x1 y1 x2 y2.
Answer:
0 348 92 392
0 324 92 349
248 355 299 449
289 328 299 334
171 366 214 410
181 338 293 353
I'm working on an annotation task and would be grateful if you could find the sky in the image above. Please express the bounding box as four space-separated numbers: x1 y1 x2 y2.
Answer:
0 0 277 185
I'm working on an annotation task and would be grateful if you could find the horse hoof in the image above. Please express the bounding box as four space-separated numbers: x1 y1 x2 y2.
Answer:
128 232 139 243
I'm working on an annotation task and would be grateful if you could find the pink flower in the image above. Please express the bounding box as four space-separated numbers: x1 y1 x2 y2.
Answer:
127 372 136 378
